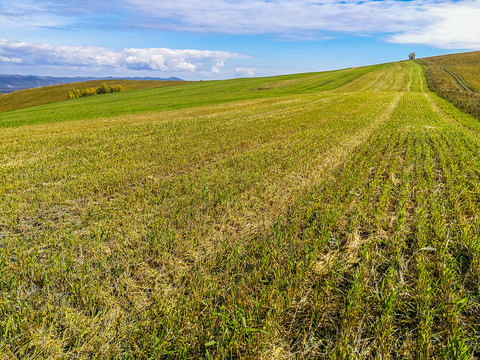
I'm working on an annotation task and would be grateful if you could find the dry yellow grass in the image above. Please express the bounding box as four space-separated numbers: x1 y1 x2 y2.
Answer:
422 50 480 91
419 50 480 120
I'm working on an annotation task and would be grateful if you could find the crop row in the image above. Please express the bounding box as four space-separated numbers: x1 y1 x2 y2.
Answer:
2 61 480 358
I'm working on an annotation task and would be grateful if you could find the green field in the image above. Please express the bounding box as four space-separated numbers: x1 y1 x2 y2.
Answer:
2 58 480 358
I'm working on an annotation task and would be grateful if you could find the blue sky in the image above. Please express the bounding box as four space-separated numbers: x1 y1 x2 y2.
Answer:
1 0 479 80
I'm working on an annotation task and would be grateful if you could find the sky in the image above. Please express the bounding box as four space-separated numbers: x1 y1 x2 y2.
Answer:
1 0 480 80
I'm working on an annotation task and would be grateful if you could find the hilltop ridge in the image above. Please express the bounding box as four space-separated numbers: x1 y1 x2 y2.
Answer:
0 78 192 113
0 74 184 94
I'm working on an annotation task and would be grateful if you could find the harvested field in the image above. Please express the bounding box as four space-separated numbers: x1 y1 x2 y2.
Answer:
1 59 480 358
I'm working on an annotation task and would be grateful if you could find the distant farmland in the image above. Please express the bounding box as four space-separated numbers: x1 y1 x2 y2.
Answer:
0 79 191 113
1 56 480 358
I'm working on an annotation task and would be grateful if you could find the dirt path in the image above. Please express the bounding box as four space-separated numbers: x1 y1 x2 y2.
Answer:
441 66 476 92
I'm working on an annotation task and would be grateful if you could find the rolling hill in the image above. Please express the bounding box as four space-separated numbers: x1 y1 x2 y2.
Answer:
0 74 184 94
0 79 192 113
1 54 480 358
419 50 480 91
419 50 480 119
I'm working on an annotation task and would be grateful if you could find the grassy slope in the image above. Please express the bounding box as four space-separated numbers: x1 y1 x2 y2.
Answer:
418 51 480 119
0 79 191 113
0 65 382 128
2 59 480 358
421 50 480 91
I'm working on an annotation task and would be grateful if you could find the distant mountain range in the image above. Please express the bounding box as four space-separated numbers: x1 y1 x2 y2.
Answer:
0 74 184 94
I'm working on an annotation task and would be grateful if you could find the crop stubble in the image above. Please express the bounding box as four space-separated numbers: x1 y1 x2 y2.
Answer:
1 61 480 358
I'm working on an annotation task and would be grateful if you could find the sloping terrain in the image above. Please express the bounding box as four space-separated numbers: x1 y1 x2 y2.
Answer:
0 75 184 94
0 79 190 113
419 50 480 119
1 59 480 358
0 65 381 127
420 51 480 91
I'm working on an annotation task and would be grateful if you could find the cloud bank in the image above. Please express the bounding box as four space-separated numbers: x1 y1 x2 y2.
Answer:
3 0 479 49
2 0 479 50
122 0 480 49
1 0 479 79
0 39 245 74
389 1 480 49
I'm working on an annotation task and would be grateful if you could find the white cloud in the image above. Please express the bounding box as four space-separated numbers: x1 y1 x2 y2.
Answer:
389 1 480 49
0 39 245 74
0 56 22 63
2 0 480 51
0 1 73 32
235 67 255 77
122 0 480 49
211 61 224 73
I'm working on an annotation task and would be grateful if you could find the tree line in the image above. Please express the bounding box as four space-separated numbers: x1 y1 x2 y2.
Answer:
68 83 125 99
